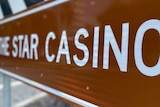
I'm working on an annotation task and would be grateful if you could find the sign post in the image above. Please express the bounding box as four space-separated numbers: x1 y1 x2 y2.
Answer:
3 74 11 107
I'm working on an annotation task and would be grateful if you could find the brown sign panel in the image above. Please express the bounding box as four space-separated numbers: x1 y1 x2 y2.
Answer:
0 0 160 106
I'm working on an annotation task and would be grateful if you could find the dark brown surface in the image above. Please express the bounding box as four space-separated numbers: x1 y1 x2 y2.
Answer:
1 0 160 107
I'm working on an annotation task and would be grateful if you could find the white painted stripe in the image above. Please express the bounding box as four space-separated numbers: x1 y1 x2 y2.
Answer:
8 0 27 14
0 68 99 107
13 92 47 107
0 0 69 25
0 5 4 19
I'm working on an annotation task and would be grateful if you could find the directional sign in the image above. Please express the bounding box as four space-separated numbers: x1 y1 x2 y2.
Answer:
0 0 160 107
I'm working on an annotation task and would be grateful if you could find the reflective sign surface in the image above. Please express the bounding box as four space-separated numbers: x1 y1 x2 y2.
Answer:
0 0 160 106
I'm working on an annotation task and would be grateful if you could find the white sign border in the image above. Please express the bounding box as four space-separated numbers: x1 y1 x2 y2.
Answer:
0 68 98 107
0 0 68 25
